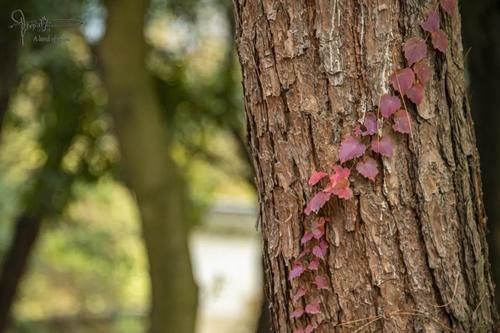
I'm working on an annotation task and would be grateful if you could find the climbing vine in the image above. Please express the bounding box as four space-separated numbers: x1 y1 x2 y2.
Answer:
289 1 457 332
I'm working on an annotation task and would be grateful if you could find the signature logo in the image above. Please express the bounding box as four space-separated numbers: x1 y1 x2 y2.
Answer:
9 9 84 45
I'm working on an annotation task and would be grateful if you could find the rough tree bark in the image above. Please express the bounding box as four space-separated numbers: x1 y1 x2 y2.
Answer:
99 1 198 332
234 1 498 332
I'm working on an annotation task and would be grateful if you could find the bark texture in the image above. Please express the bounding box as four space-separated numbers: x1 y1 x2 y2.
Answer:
234 1 498 332
99 1 198 332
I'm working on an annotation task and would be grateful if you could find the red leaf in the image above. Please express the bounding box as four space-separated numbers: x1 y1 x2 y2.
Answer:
440 0 457 16
356 157 379 181
305 299 321 314
413 61 432 84
362 112 377 136
325 166 353 200
379 94 401 118
371 137 394 158
338 136 366 164
393 110 412 134
289 262 305 280
420 10 440 32
404 37 427 65
301 231 314 245
308 171 328 186
312 244 326 259
431 29 448 53
293 288 306 302
314 275 329 290
389 68 415 95
291 307 305 319
407 83 424 105
304 191 331 216
308 257 320 271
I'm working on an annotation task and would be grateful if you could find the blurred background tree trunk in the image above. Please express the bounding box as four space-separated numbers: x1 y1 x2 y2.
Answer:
462 0 500 309
99 0 198 332
234 1 497 331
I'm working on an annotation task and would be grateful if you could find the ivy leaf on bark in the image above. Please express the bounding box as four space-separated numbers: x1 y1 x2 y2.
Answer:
339 136 366 163
431 29 449 53
393 110 412 134
420 10 440 32
289 262 305 280
308 258 320 271
441 0 457 16
371 137 394 158
301 231 314 245
407 83 424 105
314 275 329 290
362 112 377 136
379 94 401 118
413 61 432 84
293 288 306 302
308 171 328 186
404 37 427 65
389 68 415 95
325 166 353 200
291 307 305 319
356 157 379 181
305 299 321 314
304 191 331 216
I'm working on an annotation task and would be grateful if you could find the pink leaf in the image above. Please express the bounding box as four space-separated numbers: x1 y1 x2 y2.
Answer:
308 171 328 186
305 326 314 333
308 258 320 271
293 288 306 302
314 275 329 290
312 245 325 259
389 68 415 95
305 299 321 314
404 37 427 66
407 83 424 105
420 10 440 32
301 231 314 245
289 262 305 280
304 191 331 216
393 110 412 134
325 166 353 200
319 239 329 252
371 137 394 158
338 136 366 164
313 240 329 259
379 94 401 118
440 0 457 16
431 29 448 53
291 307 305 319
356 157 379 181
413 61 432 84
362 112 377 136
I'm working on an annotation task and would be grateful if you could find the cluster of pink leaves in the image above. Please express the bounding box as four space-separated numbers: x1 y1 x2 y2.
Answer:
289 217 330 332
291 1 456 332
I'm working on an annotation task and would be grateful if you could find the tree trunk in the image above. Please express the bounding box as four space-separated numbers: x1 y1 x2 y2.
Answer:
0 214 41 332
234 1 498 332
461 0 500 310
99 1 198 333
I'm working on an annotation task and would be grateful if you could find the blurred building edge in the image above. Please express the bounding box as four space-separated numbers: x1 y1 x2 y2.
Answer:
192 200 263 333
203 200 258 234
